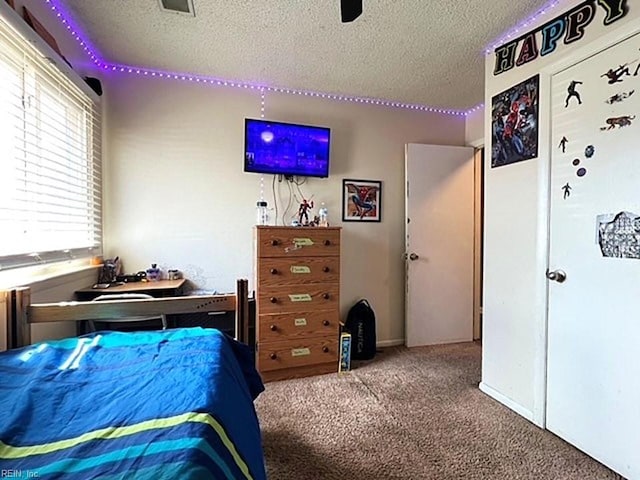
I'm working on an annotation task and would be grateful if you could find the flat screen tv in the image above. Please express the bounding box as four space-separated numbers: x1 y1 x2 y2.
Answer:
244 118 331 178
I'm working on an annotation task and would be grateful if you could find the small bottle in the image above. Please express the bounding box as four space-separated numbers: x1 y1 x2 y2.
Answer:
146 263 161 281
318 202 329 227
256 200 269 226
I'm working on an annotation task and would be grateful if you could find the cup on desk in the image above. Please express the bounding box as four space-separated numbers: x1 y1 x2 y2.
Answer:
167 269 182 281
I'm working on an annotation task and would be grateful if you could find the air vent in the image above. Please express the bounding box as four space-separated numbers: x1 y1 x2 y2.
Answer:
158 0 195 16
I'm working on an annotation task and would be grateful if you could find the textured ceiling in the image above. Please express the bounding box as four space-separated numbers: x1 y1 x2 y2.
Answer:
62 0 552 110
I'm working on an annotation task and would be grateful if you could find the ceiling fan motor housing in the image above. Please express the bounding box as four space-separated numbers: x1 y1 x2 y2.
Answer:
341 0 363 23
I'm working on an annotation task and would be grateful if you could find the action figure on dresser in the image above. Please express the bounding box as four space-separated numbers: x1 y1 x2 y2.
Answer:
298 198 314 225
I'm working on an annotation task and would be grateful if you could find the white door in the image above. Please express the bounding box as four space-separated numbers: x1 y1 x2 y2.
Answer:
547 32 640 480
405 144 474 347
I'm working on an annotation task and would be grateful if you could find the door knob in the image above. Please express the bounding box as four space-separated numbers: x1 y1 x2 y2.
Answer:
546 269 567 283
409 253 419 261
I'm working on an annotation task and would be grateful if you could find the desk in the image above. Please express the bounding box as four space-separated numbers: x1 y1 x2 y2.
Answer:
75 279 187 301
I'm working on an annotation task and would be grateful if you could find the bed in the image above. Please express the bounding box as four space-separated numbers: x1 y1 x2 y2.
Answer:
0 280 266 479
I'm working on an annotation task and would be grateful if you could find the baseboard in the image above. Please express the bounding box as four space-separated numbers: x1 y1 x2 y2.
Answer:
377 338 404 348
479 382 535 423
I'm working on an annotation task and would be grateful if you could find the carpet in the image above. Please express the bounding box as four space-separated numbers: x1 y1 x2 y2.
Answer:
254 343 623 479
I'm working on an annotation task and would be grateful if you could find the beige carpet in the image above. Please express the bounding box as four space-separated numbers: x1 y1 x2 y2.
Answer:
254 343 623 480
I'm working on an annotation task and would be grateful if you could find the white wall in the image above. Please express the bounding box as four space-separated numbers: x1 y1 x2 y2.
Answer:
482 1 640 424
465 108 485 146
102 74 466 345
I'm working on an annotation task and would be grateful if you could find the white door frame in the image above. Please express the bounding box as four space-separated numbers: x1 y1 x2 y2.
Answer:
529 17 640 428
473 148 483 341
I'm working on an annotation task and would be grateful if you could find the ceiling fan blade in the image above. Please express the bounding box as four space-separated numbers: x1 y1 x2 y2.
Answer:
341 0 363 22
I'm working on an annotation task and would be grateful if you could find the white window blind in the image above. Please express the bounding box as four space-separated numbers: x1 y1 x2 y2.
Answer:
0 14 102 270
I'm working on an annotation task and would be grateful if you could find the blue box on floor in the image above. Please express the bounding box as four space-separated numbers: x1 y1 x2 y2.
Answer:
339 332 352 373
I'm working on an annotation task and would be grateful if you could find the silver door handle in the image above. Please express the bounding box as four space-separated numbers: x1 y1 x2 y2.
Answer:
409 253 419 261
546 269 567 283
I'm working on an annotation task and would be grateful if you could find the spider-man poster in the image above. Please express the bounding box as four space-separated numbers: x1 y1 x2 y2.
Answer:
491 74 539 168
342 179 382 222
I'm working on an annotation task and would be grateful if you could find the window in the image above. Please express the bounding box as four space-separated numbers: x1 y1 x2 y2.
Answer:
0 14 102 270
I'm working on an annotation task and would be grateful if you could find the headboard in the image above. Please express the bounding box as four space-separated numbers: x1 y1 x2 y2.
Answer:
1 279 249 350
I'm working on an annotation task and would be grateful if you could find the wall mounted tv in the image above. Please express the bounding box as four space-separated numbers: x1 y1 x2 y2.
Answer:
244 118 331 178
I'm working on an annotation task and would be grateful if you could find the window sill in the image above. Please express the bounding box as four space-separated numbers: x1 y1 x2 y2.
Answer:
0 260 101 291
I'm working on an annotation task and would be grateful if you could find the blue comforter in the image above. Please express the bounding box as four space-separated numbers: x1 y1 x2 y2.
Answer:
0 328 266 479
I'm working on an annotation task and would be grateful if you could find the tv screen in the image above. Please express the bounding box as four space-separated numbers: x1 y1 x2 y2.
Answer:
244 118 331 178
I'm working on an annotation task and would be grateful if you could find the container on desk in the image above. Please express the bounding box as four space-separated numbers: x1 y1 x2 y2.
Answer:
167 269 182 280
146 264 161 281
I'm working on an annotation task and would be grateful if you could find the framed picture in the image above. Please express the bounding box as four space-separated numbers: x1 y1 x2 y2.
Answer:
342 179 382 222
490 74 539 168
22 7 64 58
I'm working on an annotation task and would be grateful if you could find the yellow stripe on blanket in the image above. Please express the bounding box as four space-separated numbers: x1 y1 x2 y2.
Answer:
0 412 252 480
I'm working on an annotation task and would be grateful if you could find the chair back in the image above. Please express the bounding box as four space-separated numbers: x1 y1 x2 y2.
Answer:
88 293 167 331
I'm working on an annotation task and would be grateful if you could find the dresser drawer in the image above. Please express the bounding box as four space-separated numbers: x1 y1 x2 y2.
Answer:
257 227 340 258
258 283 339 314
258 257 340 286
258 335 338 372
258 310 339 341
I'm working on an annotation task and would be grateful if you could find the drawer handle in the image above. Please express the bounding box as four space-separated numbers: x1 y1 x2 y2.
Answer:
270 268 278 275
271 239 280 246
270 297 278 304
322 293 330 300
324 239 331 246
322 266 330 273
322 346 329 353
269 324 277 331
322 320 330 326
270 353 277 360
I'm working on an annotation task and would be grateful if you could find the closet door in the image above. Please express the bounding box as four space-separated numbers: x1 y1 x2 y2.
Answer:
547 32 640 479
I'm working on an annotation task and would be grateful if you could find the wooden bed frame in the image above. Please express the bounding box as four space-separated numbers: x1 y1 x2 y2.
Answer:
1 279 249 350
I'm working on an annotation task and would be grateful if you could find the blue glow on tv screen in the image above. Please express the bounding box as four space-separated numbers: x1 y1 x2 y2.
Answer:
244 118 331 178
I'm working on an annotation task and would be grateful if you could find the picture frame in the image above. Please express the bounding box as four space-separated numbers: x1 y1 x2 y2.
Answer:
22 7 64 59
342 179 382 222
490 74 540 168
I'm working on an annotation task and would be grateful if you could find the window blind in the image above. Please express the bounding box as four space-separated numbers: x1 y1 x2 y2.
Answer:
0 13 102 270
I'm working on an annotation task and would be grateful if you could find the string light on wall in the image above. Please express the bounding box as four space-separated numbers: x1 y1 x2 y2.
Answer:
466 103 485 115
102 63 469 116
44 0 103 67
259 87 266 203
45 0 475 117
484 0 563 54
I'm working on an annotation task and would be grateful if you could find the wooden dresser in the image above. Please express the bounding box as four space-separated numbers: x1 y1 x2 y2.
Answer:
255 226 341 382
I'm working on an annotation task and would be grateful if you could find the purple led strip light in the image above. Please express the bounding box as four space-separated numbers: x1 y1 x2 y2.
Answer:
103 62 468 115
45 0 103 67
46 0 472 116
466 103 484 114
484 0 563 54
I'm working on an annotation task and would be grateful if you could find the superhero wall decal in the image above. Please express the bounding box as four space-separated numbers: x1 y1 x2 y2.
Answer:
491 74 539 168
